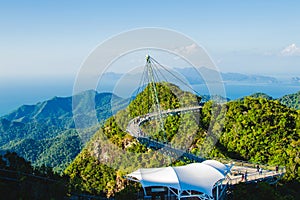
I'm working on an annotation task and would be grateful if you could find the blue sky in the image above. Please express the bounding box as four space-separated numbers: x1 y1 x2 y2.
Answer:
0 1 300 115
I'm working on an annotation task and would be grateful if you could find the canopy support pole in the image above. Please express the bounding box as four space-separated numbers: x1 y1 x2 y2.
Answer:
216 183 219 200
178 190 181 199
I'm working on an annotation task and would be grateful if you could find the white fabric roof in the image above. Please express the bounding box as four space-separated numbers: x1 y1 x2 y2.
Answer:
127 160 231 197
201 160 230 175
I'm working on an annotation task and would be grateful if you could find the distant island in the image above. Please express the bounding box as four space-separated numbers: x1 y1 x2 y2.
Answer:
101 67 280 86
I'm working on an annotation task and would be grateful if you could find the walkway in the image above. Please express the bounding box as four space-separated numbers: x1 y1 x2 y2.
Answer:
226 163 285 185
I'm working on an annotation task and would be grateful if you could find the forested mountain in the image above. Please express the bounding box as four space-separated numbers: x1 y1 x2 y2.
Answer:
65 82 299 199
193 97 299 180
245 92 273 100
278 91 300 110
242 91 299 110
0 91 128 172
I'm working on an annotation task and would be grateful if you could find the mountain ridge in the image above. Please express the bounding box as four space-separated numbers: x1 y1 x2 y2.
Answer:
0 90 129 172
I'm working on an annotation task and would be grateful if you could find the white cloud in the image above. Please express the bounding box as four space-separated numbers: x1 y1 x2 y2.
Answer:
175 43 198 55
280 43 300 56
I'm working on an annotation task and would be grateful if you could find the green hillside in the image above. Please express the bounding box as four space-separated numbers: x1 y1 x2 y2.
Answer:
65 83 300 199
245 92 273 100
278 91 300 110
0 91 128 172
192 97 299 181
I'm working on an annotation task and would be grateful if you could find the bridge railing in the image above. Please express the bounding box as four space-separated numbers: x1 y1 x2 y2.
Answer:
226 170 285 185
211 157 286 173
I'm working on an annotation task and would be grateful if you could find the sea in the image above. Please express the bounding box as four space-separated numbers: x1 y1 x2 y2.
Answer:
0 81 299 117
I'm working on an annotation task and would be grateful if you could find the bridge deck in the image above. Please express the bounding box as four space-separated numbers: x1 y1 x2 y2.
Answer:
226 165 285 185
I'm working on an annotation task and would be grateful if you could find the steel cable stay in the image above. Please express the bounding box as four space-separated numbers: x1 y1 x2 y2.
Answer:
150 56 202 97
132 55 199 143
132 55 203 143
145 55 166 143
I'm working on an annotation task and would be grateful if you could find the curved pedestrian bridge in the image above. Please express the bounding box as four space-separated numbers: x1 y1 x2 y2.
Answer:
126 106 285 199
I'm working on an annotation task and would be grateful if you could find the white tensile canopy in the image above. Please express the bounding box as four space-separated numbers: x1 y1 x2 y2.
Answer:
126 160 231 199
